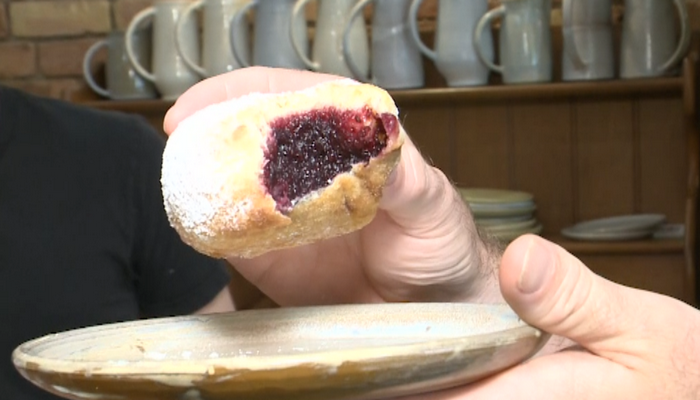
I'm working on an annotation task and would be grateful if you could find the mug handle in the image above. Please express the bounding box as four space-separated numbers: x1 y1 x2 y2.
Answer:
657 0 690 74
291 0 318 70
474 5 504 74
562 0 586 69
408 0 436 61
125 7 156 82
230 0 256 68
342 0 373 81
82 39 111 98
176 0 206 77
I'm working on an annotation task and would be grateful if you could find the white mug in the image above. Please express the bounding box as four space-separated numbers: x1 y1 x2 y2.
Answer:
125 0 200 100
620 0 690 79
82 31 158 100
562 0 614 81
343 0 424 90
231 0 307 69
175 0 250 78
474 0 553 84
409 0 493 87
290 0 369 78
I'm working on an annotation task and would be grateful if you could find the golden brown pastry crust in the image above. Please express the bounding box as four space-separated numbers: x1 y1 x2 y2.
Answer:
161 79 405 258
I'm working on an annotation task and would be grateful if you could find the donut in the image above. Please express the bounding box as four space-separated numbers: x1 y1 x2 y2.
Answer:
161 79 405 258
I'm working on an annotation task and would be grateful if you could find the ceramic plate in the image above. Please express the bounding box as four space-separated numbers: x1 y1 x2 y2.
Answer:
470 204 537 218
652 223 685 239
469 201 535 211
561 227 653 241
475 214 534 226
13 303 548 400
569 214 666 233
479 218 538 232
458 188 534 204
492 224 544 242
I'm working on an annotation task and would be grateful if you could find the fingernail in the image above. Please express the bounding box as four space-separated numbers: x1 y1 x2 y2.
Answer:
518 239 555 294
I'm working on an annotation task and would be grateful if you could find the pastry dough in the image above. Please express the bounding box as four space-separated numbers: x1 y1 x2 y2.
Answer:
161 79 405 258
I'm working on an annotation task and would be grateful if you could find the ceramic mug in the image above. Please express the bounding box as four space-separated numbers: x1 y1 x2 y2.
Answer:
620 0 690 79
82 31 157 100
474 0 553 84
562 0 614 81
290 0 369 78
231 0 307 69
175 0 250 78
409 0 493 87
343 0 424 90
125 0 201 100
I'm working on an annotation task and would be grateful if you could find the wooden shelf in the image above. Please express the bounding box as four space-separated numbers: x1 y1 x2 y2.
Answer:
79 76 685 113
85 98 174 113
391 76 684 104
547 235 685 255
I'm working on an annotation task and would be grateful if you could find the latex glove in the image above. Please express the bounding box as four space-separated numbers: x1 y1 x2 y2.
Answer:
396 234 700 400
164 67 502 306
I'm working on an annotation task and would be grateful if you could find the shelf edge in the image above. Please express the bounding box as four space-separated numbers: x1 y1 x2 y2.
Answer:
391 78 684 104
77 77 685 112
546 235 685 255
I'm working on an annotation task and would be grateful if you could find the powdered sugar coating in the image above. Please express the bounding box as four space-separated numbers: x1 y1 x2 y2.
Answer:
161 95 265 240
161 119 254 237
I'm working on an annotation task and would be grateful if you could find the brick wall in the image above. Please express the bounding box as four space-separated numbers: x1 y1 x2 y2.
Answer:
0 0 153 99
0 0 699 101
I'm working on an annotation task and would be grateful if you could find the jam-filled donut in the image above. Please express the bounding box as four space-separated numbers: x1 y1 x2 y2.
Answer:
161 79 405 258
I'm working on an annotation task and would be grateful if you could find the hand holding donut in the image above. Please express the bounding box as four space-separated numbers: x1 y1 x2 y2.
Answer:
163 67 501 307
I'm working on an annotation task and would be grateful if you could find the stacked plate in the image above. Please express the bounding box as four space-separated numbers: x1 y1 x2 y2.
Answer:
561 214 667 241
458 188 542 242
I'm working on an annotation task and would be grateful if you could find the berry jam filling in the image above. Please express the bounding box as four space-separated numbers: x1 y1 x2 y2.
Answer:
263 106 399 214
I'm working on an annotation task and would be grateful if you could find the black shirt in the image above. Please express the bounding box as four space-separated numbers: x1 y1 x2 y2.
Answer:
0 86 231 400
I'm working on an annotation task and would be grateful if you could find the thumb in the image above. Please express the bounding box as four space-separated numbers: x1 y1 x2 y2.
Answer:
498 234 689 362
379 137 466 232
363 136 486 302
397 236 700 400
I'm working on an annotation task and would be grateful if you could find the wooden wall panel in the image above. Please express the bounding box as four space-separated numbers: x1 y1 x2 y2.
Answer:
637 97 687 222
510 102 574 233
579 254 686 301
397 105 452 176
574 99 635 222
451 104 510 188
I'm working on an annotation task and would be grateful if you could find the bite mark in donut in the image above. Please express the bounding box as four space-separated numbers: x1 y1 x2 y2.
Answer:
264 107 399 214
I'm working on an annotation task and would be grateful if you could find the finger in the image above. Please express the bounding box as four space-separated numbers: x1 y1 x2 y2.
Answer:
227 238 383 306
498 234 691 364
361 138 487 301
379 138 471 234
163 67 342 134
